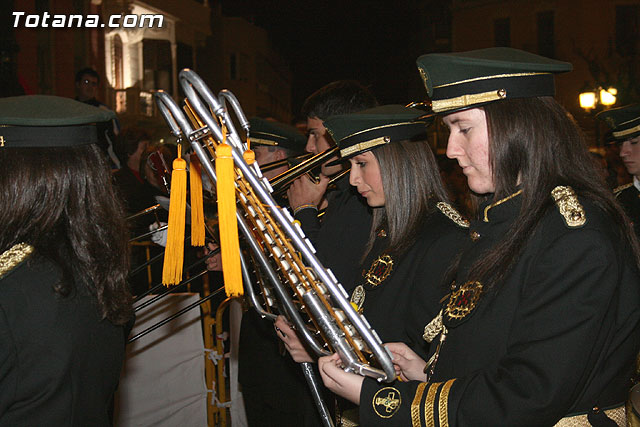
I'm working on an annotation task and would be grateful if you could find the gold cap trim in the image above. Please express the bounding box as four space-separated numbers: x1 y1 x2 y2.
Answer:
251 137 279 146
432 89 507 113
340 136 390 157
613 124 640 139
433 72 548 89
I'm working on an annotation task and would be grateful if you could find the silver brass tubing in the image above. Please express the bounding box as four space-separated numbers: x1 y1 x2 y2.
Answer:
235 210 328 355
239 246 276 322
301 362 335 427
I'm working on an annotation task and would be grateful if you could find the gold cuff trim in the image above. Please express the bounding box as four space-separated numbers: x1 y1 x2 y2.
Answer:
438 379 455 427
424 382 443 427
0 243 34 279
340 136 390 157
432 89 507 113
551 186 586 228
411 383 428 427
251 137 279 146
433 72 548 89
613 124 640 139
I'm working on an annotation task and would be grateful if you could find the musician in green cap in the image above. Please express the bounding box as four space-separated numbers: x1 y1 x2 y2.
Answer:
318 48 640 426
249 117 306 180
0 95 133 425
597 104 640 240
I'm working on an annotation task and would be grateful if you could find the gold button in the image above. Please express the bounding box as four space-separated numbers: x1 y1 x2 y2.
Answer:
470 231 480 241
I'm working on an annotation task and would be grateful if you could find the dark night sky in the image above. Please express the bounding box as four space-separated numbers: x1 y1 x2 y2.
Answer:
220 1 432 115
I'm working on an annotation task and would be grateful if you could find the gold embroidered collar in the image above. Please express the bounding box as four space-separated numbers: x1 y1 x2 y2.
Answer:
0 243 34 279
483 189 523 222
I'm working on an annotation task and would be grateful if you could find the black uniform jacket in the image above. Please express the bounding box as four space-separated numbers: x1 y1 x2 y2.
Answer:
294 174 372 292
0 250 127 426
615 183 640 240
352 204 468 359
360 188 640 426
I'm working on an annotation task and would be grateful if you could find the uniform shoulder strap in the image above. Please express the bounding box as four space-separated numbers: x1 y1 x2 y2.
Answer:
436 201 470 229
0 243 34 280
551 186 586 228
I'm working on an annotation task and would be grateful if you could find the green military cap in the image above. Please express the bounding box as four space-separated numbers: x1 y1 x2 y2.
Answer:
324 105 432 161
0 95 115 148
249 117 306 154
596 104 640 142
416 47 573 114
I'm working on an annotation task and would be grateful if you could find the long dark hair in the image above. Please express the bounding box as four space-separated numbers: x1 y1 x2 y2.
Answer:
363 139 451 260
465 96 640 288
0 144 133 325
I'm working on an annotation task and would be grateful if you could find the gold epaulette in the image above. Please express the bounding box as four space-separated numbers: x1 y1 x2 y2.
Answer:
551 186 586 228
0 243 34 280
436 202 470 228
614 182 634 197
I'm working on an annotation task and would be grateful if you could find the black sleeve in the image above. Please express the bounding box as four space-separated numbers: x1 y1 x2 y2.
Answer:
294 207 321 244
0 305 17 415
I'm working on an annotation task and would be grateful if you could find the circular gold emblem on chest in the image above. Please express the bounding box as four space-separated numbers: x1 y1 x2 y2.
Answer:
445 280 483 320
364 254 394 288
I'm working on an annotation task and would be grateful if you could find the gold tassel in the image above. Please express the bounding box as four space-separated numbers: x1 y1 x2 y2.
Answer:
216 128 243 297
162 144 187 286
189 154 205 247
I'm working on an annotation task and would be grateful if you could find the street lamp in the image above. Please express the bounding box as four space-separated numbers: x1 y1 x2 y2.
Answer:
579 85 618 146
579 91 597 110
599 87 617 106
579 86 617 111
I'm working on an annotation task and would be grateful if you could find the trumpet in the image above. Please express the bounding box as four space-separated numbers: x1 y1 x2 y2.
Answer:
269 147 351 197
269 147 339 193
259 152 313 174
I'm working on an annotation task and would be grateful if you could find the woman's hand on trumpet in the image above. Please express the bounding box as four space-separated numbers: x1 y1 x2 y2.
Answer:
274 315 314 363
287 173 330 212
318 353 364 405
384 342 428 382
